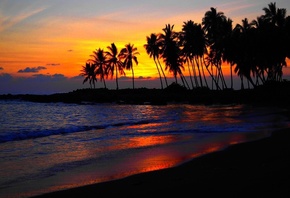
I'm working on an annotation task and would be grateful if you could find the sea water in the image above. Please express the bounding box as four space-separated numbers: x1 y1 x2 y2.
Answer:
0 100 289 198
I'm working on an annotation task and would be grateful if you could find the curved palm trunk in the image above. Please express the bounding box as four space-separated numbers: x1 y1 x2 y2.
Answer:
246 75 256 88
115 66 119 90
179 74 186 88
240 76 244 90
230 63 233 89
218 64 227 89
180 73 190 89
191 59 199 87
157 59 168 87
89 80 92 89
256 70 266 85
186 57 194 89
92 79 96 89
174 75 178 84
205 65 221 90
154 59 164 89
103 79 107 89
195 58 204 88
132 67 135 89
211 65 214 89
198 56 209 89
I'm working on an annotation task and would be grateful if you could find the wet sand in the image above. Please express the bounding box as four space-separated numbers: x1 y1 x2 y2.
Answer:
31 128 290 198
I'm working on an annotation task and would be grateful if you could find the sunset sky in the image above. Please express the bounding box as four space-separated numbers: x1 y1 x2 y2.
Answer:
1 0 290 94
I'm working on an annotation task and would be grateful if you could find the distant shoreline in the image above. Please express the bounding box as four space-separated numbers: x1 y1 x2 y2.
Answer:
1 81 290 107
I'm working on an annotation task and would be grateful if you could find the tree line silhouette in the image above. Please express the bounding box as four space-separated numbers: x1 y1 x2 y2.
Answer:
81 2 290 90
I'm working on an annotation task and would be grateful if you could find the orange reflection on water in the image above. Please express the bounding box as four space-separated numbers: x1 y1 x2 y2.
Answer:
126 122 165 133
126 135 176 148
40 131 273 198
136 153 183 173
183 105 243 125
108 134 181 152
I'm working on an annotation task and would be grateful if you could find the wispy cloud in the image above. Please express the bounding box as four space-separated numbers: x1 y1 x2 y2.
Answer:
217 1 255 14
46 63 60 66
0 67 4 70
18 66 47 73
0 6 47 32
32 73 66 80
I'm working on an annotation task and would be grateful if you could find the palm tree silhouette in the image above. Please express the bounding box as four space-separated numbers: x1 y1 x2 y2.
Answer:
250 5 286 83
285 16 290 59
80 62 97 89
159 24 188 88
106 43 125 90
144 33 165 89
80 2 289 91
261 2 287 82
180 20 209 89
190 22 209 89
263 2 286 28
119 43 139 89
202 7 228 90
180 20 198 89
220 18 235 89
89 48 108 88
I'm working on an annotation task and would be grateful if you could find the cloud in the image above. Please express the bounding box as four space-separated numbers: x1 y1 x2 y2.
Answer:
0 6 48 32
0 73 13 81
71 75 83 80
0 73 87 94
67 49 73 52
138 76 151 80
30 73 66 81
52 73 65 78
46 63 60 66
0 67 3 70
18 66 47 73
119 76 131 80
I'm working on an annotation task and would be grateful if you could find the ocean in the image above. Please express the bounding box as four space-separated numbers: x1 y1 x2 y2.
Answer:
0 100 289 198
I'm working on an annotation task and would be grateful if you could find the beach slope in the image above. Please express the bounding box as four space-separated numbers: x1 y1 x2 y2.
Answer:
32 128 290 198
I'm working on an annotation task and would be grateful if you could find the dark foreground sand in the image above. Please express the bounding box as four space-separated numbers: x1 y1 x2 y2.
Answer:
31 128 290 198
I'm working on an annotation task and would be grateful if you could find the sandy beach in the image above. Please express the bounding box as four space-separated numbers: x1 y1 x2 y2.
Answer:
30 127 290 198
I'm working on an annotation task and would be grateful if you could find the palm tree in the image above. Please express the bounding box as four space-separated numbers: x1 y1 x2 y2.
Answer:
202 7 226 46
202 7 228 90
220 18 234 89
285 16 290 59
232 18 257 88
80 62 97 89
89 48 108 88
144 33 165 89
263 2 286 28
180 20 198 89
180 20 209 89
159 24 188 88
119 43 139 89
106 43 125 90
261 2 288 82
192 23 210 89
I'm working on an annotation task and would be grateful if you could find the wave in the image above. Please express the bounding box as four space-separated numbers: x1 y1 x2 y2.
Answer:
0 120 155 144
1 104 288 144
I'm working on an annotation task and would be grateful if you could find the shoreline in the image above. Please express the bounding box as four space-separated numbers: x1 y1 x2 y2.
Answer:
31 128 290 198
1 81 290 107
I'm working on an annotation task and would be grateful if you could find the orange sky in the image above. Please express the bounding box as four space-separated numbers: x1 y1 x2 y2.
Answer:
0 1 290 93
